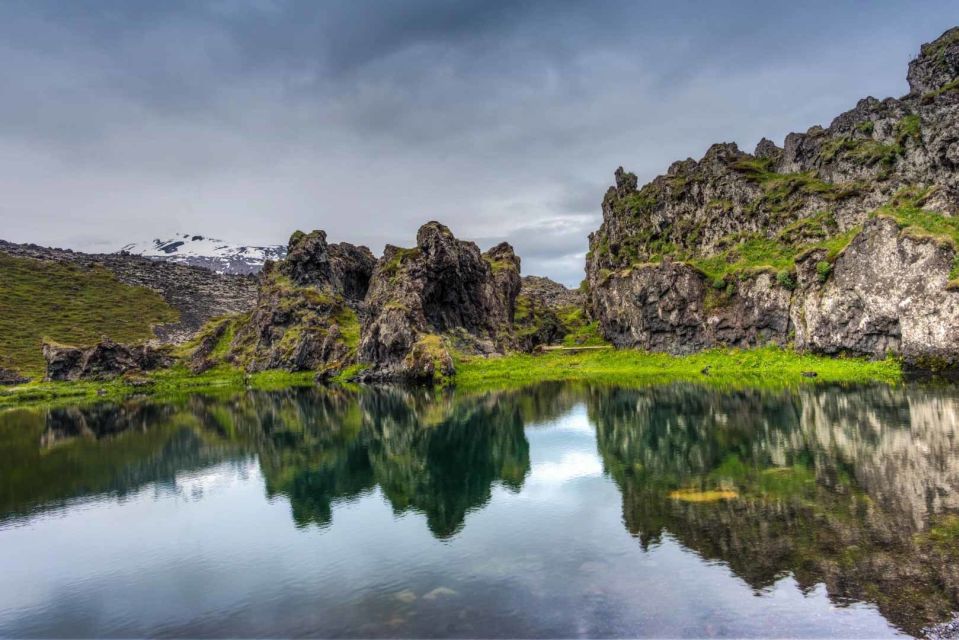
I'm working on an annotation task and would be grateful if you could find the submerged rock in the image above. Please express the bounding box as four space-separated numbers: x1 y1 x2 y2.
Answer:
43 340 174 381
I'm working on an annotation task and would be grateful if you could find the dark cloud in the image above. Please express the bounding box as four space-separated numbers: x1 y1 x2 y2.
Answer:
1 1 957 284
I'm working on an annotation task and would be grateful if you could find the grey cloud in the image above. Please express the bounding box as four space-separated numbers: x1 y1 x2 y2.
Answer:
1 1 958 286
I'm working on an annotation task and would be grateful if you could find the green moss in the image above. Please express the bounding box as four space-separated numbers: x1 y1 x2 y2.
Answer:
922 77 959 102
816 260 833 283
0 364 320 409
381 247 421 278
690 233 797 282
334 307 361 352
875 187 959 282
926 515 959 549
557 306 607 347
0 253 179 377
484 256 515 274
896 115 922 145
776 269 797 291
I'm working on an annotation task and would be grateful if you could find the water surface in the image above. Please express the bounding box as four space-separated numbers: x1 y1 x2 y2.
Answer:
1 382 958 637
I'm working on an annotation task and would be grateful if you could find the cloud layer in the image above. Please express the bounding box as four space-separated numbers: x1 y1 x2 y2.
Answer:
1 1 956 284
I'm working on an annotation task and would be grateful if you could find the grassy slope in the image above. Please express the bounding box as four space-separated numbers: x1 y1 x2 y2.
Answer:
0 253 179 376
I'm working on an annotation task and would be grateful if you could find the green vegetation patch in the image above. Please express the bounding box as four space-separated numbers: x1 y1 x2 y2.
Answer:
558 306 606 347
686 214 861 284
875 187 959 282
922 78 959 102
0 254 179 377
454 346 900 391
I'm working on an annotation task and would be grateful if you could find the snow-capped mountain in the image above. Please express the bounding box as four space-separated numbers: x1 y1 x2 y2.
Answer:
118 233 286 275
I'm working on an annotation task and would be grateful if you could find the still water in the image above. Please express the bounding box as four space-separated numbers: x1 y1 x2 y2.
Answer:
1 382 958 638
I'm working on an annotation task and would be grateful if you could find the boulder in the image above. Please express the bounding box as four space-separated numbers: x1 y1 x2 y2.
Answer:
0 367 30 385
43 340 174 381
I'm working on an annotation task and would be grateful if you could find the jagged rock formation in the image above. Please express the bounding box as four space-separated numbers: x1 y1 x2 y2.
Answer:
358 222 516 381
43 339 174 381
587 27 959 369
513 276 589 351
209 230 375 375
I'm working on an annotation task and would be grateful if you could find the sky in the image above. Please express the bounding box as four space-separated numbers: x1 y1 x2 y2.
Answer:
1 1 957 285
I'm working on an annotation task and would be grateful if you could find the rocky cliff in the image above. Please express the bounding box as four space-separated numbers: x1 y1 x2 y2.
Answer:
586 27 959 370
358 222 517 381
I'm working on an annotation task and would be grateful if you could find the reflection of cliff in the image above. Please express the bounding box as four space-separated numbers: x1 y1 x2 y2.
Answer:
0 384 576 536
205 386 537 537
590 383 959 637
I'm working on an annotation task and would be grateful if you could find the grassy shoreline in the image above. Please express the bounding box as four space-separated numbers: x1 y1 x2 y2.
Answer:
453 346 901 391
0 347 901 409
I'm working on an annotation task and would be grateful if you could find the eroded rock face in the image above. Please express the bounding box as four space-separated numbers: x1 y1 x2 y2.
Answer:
586 26 959 367
593 261 791 353
513 276 587 351
227 230 374 374
43 340 174 381
483 242 521 323
794 217 959 367
358 222 512 380
280 230 376 301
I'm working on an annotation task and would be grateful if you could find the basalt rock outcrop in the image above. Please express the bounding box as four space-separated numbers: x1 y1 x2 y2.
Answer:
215 230 375 375
358 222 516 381
587 26 959 369
43 339 174 381
184 222 531 381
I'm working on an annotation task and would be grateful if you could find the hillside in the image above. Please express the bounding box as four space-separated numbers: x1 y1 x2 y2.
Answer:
0 253 178 377
586 26 959 369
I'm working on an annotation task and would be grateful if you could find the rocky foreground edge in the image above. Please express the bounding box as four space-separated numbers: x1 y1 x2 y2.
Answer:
15 26 959 383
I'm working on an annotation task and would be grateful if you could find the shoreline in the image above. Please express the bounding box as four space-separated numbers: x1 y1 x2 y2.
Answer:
0 347 902 409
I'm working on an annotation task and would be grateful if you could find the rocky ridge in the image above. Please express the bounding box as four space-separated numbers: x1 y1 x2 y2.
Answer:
185 222 585 382
586 26 959 369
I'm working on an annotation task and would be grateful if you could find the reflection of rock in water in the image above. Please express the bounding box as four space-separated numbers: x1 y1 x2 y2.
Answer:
0 401 242 522
590 382 959 637
6 380 959 634
212 385 539 537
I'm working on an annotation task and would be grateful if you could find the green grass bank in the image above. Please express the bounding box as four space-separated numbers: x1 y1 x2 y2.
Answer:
0 347 901 409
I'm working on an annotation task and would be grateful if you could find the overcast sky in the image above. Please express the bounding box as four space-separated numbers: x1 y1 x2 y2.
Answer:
1 1 957 285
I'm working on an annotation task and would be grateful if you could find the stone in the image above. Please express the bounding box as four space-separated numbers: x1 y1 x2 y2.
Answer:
43 339 174 381
0 367 30 385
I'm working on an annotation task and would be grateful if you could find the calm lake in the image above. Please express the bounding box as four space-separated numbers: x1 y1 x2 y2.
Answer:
1 382 958 638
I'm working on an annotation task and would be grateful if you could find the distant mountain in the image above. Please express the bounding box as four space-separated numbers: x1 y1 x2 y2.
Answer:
118 233 286 275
